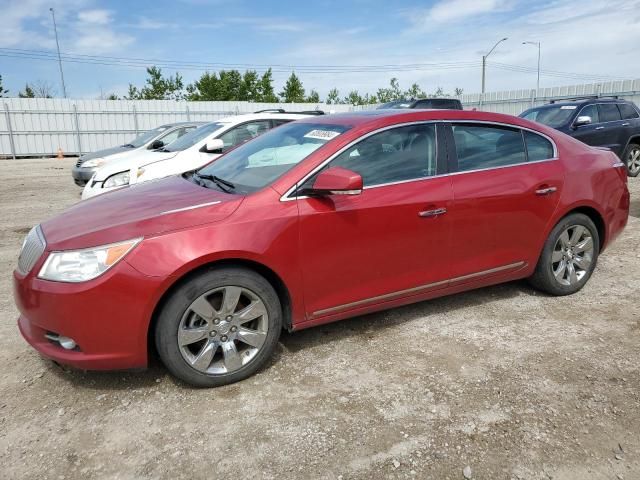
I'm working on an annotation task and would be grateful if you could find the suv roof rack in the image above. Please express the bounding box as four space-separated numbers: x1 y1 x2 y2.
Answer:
549 95 620 104
253 108 325 115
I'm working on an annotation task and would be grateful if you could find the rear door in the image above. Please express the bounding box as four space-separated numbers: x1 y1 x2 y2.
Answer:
597 103 626 156
296 123 454 319
446 122 564 279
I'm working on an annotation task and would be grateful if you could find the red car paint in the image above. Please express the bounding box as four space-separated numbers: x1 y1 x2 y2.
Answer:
14 110 629 370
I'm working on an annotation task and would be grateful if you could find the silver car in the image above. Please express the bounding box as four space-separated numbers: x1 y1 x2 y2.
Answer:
72 122 205 186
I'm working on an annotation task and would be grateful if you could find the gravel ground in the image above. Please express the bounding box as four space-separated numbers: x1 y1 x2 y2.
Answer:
0 158 639 480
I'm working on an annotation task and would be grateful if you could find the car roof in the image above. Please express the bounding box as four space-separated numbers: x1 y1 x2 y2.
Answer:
159 121 207 128
212 112 317 125
531 98 629 110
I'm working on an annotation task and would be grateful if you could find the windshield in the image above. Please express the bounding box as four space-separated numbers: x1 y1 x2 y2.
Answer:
520 105 577 128
195 122 351 194
163 122 226 152
126 126 169 148
377 100 413 109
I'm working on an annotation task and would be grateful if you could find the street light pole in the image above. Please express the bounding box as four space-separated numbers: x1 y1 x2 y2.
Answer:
481 37 508 96
49 7 67 98
523 41 541 93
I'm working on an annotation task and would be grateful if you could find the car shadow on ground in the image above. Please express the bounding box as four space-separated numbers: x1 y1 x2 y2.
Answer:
43 279 532 391
629 196 640 218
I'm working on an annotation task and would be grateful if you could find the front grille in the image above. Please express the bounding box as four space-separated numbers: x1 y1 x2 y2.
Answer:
75 158 83 167
17 226 46 275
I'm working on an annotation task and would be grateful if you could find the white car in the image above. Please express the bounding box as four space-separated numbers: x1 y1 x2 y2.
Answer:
81 111 320 199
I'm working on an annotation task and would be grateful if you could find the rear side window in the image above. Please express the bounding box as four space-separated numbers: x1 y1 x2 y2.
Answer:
524 131 554 161
598 104 622 122
452 124 526 172
619 103 639 119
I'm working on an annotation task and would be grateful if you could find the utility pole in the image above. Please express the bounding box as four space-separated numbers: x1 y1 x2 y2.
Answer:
481 37 508 96
50 7 67 98
523 41 541 93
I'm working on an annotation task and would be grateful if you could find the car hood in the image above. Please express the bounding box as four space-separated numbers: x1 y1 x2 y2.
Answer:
41 176 243 250
79 145 133 162
93 150 179 180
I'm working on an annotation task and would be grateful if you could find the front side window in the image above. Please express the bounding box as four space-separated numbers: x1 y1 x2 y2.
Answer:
578 104 599 124
196 122 351 194
524 131 554 161
157 128 182 146
318 123 437 187
126 126 169 148
452 124 526 172
219 120 272 152
163 122 226 152
619 103 639 120
598 104 622 122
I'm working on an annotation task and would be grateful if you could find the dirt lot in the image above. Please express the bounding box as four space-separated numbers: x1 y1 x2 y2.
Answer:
0 158 639 480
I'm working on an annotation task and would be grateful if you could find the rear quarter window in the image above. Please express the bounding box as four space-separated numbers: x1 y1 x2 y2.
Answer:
524 131 555 161
619 103 639 120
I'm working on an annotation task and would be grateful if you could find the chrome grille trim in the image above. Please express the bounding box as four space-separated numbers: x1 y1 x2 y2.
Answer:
17 225 46 275
75 158 83 167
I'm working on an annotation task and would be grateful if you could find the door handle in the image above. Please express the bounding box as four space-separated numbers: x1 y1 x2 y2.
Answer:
622 122 630 126
535 186 557 196
419 207 447 218
595 126 605 130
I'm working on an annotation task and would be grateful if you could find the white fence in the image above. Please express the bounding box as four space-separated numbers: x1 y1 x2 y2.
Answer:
461 78 640 115
0 99 362 158
2 78 640 158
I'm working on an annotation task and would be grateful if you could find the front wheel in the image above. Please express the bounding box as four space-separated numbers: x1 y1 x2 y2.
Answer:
624 143 640 177
529 213 599 296
155 267 282 387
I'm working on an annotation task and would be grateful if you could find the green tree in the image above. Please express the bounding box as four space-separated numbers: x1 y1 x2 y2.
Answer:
404 83 426 99
19 84 35 98
256 68 277 102
279 72 305 103
343 90 365 105
454 87 464 96
376 77 403 103
126 66 184 100
326 88 340 105
217 69 242 100
106 93 119 100
0 75 8 97
239 70 259 101
185 71 220 101
433 87 445 98
306 89 320 103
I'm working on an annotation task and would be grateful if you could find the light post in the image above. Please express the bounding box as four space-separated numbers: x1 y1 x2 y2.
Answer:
481 37 508 96
50 7 67 98
522 41 541 93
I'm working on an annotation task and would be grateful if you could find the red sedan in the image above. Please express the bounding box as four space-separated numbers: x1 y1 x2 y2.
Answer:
14 109 629 387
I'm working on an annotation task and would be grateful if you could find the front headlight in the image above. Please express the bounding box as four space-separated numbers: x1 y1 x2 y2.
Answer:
38 238 142 282
103 170 130 188
81 158 106 168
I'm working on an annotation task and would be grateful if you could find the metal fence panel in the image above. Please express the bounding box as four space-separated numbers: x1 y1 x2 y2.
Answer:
2 79 640 158
0 99 363 157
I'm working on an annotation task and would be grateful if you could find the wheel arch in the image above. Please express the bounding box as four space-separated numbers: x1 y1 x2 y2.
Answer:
146 258 294 362
624 135 640 151
554 205 606 251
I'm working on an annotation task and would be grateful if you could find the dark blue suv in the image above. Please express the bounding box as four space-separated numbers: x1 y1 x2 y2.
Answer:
520 97 640 176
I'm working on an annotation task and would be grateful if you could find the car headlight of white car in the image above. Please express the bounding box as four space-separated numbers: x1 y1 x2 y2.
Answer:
103 170 130 188
81 158 106 168
38 238 142 282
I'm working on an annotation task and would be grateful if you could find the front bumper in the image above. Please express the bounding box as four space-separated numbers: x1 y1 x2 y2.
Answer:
71 166 96 186
13 258 164 370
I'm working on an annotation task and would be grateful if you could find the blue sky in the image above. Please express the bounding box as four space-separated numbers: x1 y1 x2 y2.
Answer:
1 0 639 99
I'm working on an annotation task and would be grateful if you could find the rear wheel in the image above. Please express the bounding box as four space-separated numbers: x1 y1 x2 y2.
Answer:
529 213 599 296
155 267 282 387
624 143 640 177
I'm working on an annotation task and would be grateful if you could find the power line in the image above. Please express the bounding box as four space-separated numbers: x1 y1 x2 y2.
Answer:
0 47 628 82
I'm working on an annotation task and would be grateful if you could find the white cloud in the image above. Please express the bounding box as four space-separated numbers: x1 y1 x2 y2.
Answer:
77 9 112 25
413 0 513 25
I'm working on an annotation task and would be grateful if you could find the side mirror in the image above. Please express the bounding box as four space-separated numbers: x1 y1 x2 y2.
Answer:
574 115 592 127
204 138 224 153
303 167 363 196
150 139 164 149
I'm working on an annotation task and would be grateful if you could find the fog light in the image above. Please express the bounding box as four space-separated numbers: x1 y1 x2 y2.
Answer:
58 336 77 350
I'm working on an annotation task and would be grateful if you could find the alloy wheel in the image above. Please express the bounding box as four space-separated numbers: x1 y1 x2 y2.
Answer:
628 147 640 176
178 286 269 374
551 225 594 286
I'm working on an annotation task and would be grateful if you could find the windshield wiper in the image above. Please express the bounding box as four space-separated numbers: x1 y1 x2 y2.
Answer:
193 173 235 193
122 143 135 148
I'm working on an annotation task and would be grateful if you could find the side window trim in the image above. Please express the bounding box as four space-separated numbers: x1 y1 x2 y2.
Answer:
575 104 599 125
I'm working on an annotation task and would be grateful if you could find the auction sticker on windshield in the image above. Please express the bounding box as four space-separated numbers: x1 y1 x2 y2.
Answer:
303 129 342 141
560 106 577 110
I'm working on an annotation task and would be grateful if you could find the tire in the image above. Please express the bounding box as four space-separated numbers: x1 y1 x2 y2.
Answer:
155 267 282 387
529 213 599 296
624 143 640 177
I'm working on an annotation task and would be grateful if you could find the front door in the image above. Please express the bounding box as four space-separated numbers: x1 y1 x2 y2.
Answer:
296 123 453 319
